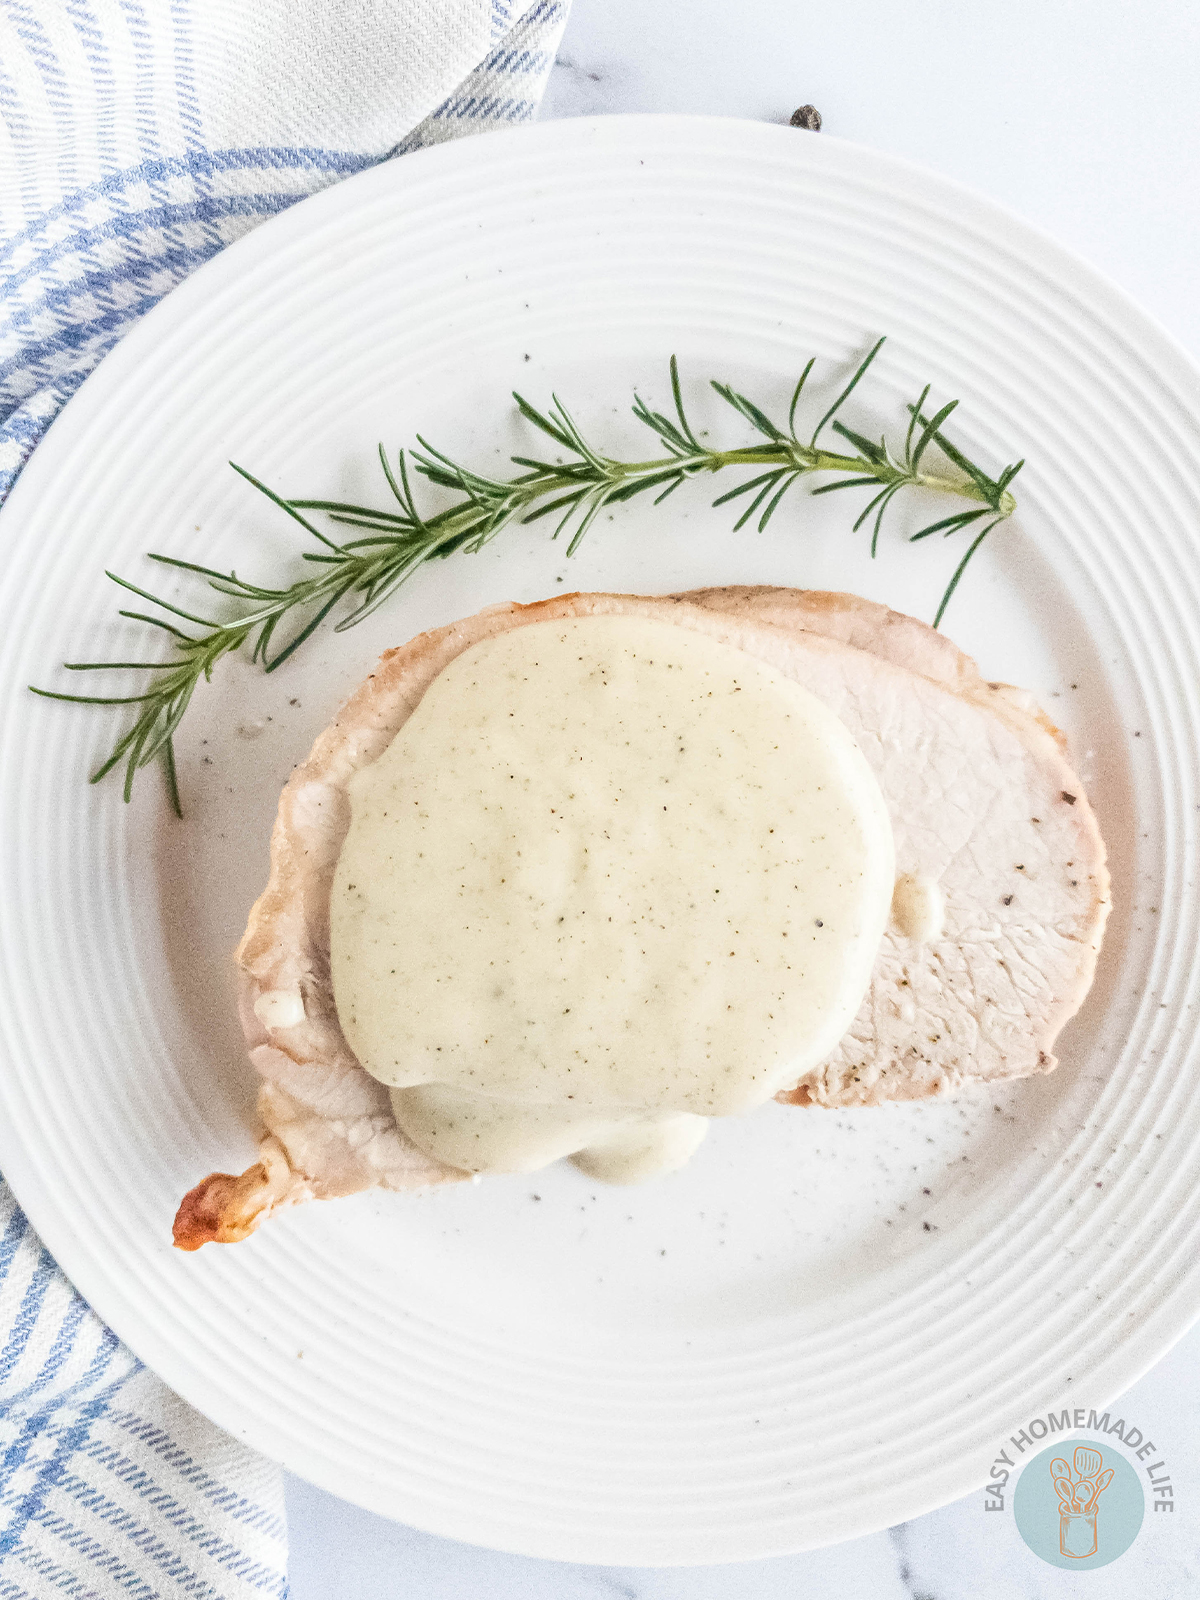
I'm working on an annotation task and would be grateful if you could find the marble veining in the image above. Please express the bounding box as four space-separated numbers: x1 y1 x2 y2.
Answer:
887 1523 938 1600
542 52 631 120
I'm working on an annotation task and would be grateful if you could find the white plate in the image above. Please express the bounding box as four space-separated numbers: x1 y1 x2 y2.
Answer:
1 115 1199 1564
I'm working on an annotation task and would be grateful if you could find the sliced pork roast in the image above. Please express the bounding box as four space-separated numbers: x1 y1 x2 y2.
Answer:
173 589 1109 1248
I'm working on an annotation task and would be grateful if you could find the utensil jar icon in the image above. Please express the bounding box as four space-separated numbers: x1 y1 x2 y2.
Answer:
1060 1511 1098 1559
1051 1447 1115 1559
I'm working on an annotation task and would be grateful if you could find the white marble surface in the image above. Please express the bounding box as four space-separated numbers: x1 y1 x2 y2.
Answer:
285 1 1200 1594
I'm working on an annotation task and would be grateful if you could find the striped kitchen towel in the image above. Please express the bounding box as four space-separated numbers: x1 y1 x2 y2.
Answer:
0 2 568 1594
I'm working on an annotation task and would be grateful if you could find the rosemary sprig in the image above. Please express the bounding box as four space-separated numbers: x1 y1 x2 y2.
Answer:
32 339 1022 811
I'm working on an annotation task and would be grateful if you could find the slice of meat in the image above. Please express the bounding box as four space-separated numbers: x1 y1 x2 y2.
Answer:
173 589 1109 1247
683 585 986 690
687 585 1069 750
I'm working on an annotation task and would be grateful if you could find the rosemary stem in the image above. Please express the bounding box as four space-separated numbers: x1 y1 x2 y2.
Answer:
524 447 1013 516
33 344 1021 812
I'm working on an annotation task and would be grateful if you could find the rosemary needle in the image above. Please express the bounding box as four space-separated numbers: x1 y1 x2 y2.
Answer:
31 339 1022 812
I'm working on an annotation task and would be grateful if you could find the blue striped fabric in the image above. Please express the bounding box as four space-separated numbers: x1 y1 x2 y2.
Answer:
0 2 568 1593
0 1179 289 1597
0 0 569 500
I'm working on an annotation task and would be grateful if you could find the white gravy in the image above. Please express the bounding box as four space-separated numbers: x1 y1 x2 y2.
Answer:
330 615 894 1180
890 874 945 944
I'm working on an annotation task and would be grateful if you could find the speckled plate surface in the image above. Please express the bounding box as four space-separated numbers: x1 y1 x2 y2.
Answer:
0 116 1198 1563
